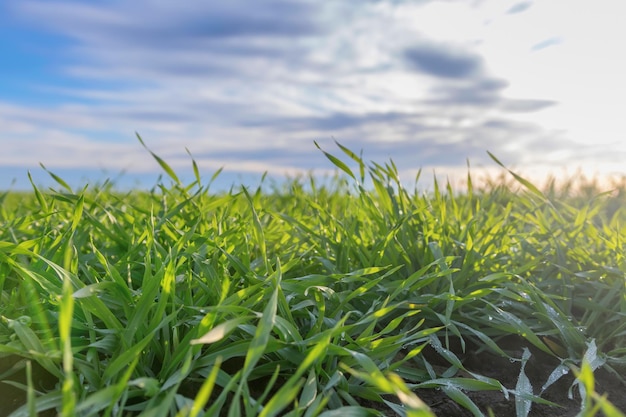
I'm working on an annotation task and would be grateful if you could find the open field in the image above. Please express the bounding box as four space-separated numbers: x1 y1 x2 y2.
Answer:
1 142 626 416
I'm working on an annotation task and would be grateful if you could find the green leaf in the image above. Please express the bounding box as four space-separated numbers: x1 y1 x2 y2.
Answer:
334 140 365 183
186 147 202 186
317 406 380 417
136 132 181 184
487 151 545 199
39 163 72 192
102 331 151 382
315 140 356 180
189 357 222 417
443 385 484 417
59 273 76 416
242 186 270 274
515 348 533 417
27 171 49 212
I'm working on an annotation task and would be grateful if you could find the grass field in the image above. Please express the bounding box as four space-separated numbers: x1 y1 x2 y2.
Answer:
1 140 625 417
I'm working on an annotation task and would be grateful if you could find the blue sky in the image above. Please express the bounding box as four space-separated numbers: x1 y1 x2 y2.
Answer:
2 0 625 190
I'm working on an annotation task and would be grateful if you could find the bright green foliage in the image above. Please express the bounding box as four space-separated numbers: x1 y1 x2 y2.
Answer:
0 142 625 416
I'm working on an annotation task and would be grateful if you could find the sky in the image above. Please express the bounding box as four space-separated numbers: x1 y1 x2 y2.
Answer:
2 0 625 191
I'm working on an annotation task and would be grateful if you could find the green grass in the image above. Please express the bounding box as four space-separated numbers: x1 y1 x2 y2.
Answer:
1 140 625 416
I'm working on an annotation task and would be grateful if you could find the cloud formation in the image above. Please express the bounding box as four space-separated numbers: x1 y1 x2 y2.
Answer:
507 2 533 14
404 43 484 79
2 0 619 190
531 37 562 51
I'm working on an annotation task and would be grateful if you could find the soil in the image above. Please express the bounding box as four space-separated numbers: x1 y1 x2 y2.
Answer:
0 356 57 417
388 335 626 417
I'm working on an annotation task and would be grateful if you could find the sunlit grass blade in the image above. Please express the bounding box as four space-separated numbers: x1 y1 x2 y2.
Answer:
59 273 76 416
136 132 181 185
487 151 545 200
242 186 271 274
27 171 49 213
315 140 356 181
39 163 73 193
339 350 434 416
186 357 222 417
334 140 365 184
190 317 252 345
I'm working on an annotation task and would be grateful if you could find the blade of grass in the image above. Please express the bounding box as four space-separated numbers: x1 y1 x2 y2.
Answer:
136 132 181 185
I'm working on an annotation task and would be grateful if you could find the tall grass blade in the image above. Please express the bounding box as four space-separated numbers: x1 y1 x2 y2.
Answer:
27 171 49 212
39 163 72 192
315 141 356 181
487 151 545 199
59 274 76 417
136 132 181 185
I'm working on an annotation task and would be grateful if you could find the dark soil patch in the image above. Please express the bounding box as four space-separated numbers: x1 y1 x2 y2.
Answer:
0 355 57 417
410 335 626 417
